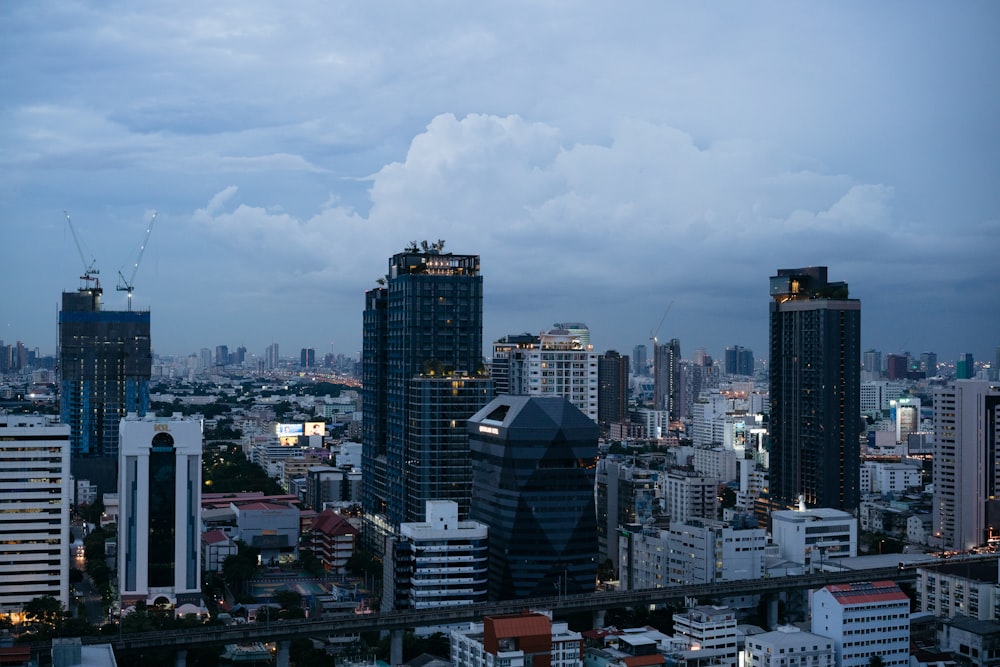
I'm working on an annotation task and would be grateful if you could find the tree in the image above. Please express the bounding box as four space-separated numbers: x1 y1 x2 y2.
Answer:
24 596 66 636
222 541 260 595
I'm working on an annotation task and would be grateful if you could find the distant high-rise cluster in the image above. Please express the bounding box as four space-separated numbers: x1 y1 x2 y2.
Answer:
768 266 861 511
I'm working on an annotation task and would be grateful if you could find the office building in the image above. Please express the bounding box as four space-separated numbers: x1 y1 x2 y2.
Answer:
744 626 834 667
595 459 658 573
469 395 598 601
491 333 538 396
811 581 910 667
384 500 488 611
920 351 938 378
664 517 766 587
494 329 598 422
59 286 151 490
362 248 489 552
661 470 718 523
724 346 754 377
916 560 1000 621
771 508 857 568
672 605 739 667
885 353 908 380
597 350 629 429
118 414 202 608
632 344 647 376
0 415 71 615
957 353 976 380
862 349 881 381
931 380 1000 551
891 397 920 443
768 267 861 510
300 348 315 368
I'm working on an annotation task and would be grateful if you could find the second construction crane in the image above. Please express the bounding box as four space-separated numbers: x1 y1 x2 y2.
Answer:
117 212 158 311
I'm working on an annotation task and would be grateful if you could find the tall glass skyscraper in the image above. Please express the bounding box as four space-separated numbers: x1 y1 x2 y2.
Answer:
59 286 151 492
362 249 492 551
768 267 861 511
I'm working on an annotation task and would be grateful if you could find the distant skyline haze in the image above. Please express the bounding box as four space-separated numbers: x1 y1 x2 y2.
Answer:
2 3 997 364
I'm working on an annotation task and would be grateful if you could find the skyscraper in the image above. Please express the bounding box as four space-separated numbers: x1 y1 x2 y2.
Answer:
920 351 938 378
59 286 151 492
956 353 975 380
118 414 202 609
632 344 647 376
362 248 491 551
0 415 71 613
724 346 754 377
768 267 861 511
468 395 598 601
931 380 1000 551
597 349 629 428
653 338 680 419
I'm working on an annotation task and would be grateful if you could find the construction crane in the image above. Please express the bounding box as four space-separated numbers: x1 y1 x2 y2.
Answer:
649 301 674 348
64 211 101 291
116 211 158 311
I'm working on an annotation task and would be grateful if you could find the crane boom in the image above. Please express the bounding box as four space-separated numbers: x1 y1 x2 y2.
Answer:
116 211 158 310
64 211 100 289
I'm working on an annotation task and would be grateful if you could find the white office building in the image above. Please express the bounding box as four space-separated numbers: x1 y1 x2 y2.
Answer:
0 415 71 615
661 470 718 523
811 580 910 667
666 518 766 587
744 626 834 667
118 414 202 608
672 605 739 667
771 508 857 569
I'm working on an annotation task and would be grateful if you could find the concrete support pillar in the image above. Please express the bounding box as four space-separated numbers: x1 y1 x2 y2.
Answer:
276 640 290 667
593 608 606 629
390 628 404 666
767 595 779 629
174 649 187 667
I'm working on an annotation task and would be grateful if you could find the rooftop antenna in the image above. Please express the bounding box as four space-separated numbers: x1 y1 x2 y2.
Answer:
116 211 158 311
64 211 101 291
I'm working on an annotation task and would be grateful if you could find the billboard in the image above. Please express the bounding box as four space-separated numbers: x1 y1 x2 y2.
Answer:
304 422 325 436
276 423 304 437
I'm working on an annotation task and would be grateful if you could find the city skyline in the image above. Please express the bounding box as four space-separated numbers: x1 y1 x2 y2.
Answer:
3 4 998 363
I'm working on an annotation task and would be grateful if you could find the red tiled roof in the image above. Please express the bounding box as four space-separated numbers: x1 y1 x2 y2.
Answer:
311 510 358 537
202 529 231 545
488 613 551 638
825 580 909 605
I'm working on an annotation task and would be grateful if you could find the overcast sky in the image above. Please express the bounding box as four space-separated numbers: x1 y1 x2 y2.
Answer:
2 2 998 367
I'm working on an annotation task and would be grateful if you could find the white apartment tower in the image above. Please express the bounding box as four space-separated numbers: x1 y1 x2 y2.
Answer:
811 581 910 667
385 500 488 611
499 329 598 422
0 415 71 614
932 380 1000 551
661 470 718 523
118 414 202 608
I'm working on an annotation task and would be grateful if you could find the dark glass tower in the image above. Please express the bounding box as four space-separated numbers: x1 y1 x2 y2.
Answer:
469 395 598 601
597 350 629 427
768 267 861 511
362 249 491 550
59 287 151 491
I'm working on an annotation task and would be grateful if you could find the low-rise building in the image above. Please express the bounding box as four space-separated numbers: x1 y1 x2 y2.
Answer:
451 611 583 667
771 508 857 569
916 560 1000 621
744 626 834 667
811 580 910 667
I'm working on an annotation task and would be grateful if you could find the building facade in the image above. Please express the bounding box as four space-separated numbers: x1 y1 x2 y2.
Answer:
744 626 834 667
384 500 488 611
59 287 151 491
118 414 201 608
932 380 1000 551
469 396 598 601
810 581 910 667
597 350 629 429
0 415 71 615
451 611 584 667
362 249 489 551
768 267 861 511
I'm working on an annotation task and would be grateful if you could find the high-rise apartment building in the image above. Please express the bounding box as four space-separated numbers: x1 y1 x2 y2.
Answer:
768 267 861 510
264 342 280 370
469 395 598 601
59 287 151 491
0 415 71 614
885 353 908 380
118 414 202 608
931 380 1000 550
492 329 598 422
862 349 882 381
597 349 629 428
653 338 681 419
491 333 538 396
362 249 491 551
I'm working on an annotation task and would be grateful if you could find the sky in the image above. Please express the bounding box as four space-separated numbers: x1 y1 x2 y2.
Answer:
2 2 998 366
